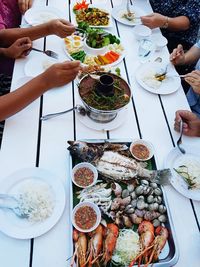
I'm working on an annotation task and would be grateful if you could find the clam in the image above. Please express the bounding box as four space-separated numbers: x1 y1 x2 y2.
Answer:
153 218 160 227
158 204 167 214
135 185 144 195
137 199 146 210
141 180 149 186
150 182 158 189
122 189 130 198
127 184 135 192
130 191 137 200
154 188 162 196
149 203 159 211
154 196 162 204
158 214 167 223
131 199 137 208
147 195 154 204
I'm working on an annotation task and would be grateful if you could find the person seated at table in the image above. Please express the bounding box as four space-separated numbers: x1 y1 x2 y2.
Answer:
0 0 75 76
170 40 200 116
174 110 200 137
141 0 200 52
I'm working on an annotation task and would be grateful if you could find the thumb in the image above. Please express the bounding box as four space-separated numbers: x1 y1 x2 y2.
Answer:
178 110 196 121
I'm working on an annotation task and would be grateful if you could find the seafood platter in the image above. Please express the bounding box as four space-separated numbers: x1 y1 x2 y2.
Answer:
64 28 125 67
71 0 112 28
67 139 179 267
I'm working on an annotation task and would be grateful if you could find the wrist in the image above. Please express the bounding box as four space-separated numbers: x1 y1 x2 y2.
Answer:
161 16 169 29
0 47 8 57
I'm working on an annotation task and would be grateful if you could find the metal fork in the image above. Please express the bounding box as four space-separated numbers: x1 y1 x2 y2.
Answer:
31 47 58 59
177 118 186 154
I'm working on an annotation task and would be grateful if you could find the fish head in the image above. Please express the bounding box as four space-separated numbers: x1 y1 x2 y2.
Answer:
67 140 103 162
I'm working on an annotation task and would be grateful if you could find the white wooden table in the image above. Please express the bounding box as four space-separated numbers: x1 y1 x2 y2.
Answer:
0 0 200 266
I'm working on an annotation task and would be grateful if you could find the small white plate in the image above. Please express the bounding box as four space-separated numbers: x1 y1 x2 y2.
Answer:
112 5 145 26
24 53 57 77
0 167 66 239
76 106 128 131
164 147 200 201
70 3 112 28
135 62 181 95
24 6 66 25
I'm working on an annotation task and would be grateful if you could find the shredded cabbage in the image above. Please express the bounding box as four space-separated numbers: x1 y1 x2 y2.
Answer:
112 229 140 266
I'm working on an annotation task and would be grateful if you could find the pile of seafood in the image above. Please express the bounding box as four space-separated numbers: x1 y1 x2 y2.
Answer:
70 221 168 267
68 141 172 267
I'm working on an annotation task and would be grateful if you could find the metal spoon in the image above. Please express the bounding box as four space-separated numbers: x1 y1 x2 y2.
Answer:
177 118 186 154
126 0 135 20
40 105 87 121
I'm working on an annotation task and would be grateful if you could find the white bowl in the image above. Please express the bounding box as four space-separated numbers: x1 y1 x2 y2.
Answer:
72 162 98 188
130 139 154 161
84 38 107 56
133 25 152 41
152 36 168 52
72 201 101 233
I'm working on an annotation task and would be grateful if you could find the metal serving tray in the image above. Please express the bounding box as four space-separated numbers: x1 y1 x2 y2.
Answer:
68 139 179 267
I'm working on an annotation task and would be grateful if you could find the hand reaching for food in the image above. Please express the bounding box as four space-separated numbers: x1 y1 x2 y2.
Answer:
174 110 200 137
41 60 81 89
184 70 200 94
170 44 185 65
48 19 76 38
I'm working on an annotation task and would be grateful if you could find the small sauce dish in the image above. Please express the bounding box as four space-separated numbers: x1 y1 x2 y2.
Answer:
133 25 152 41
130 139 154 161
72 201 101 233
72 162 98 188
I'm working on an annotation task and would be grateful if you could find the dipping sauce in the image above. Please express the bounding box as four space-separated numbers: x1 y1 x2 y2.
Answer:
74 167 94 187
74 205 97 230
131 144 150 160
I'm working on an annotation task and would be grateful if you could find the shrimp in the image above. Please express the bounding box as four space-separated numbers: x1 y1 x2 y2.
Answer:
102 223 119 266
129 221 154 267
71 229 87 267
87 224 103 266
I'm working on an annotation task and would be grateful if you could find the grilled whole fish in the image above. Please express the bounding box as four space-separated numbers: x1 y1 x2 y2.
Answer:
68 141 171 184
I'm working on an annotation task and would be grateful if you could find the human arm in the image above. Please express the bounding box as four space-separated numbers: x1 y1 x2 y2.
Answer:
0 19 75 47
0 37 32 58
170 44 200 65
174 110 200 137
184 70 200 94
141 13 190 31
18 0 33 14
0 61 80 121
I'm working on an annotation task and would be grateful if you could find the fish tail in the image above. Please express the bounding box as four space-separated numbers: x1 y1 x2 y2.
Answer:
152 169 172 185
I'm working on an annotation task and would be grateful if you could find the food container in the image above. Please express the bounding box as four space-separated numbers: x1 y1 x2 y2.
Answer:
72 162 98 188
130 139 154 161
78 72 131 123
133 25 152 41
71 201 101 233
68 139 179 267
84 38 107 56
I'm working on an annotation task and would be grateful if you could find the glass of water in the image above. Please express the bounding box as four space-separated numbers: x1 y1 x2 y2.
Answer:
138 39 154 63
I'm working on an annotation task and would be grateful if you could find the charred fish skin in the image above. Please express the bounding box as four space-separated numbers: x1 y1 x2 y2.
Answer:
67 141 104 162
67 141 171 185
67 141 129 163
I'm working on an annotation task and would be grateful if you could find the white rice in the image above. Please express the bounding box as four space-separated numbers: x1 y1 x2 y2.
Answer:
18 182 54 222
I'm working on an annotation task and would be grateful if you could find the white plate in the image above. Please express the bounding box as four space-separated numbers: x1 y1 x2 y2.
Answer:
164 147 200 201
24 6 66 25
135 62 181 95
112 5 146 26
70 3 112 28
63 36 125 68
24 53 57 77
0 167 66 239
76 106 128 131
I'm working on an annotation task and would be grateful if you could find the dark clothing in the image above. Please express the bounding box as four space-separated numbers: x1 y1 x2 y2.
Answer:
150 0 200 50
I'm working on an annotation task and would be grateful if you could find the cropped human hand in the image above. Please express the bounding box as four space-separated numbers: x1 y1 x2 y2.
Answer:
141 13 166 29
184 70 200 94
42 60 81 89
174 110 200 137
18 0 33 14
170 44 185 65
4 37 32 58
47 19 75 38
